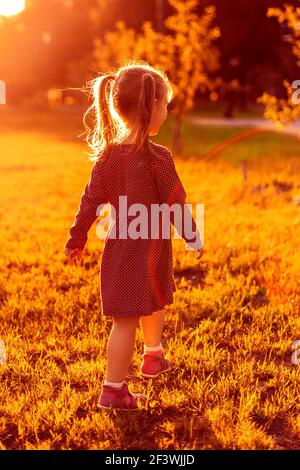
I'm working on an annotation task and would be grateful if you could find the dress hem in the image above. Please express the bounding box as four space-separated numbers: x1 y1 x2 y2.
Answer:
100 299 174 318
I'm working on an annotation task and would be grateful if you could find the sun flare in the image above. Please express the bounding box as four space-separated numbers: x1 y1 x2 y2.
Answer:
0 0 25 17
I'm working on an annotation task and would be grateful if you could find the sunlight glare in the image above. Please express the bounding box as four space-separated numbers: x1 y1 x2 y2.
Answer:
0 0 25 17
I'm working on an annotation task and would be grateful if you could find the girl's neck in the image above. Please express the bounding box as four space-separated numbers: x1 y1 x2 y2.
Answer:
122 127 141 144
121 139 136 144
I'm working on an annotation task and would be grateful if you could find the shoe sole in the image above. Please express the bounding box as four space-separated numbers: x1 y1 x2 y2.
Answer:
97 402 146 410
97 403 141 410
97 394 146 410
140 364 171 378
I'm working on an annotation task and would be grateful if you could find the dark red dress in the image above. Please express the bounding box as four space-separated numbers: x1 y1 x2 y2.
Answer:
65 141 202 317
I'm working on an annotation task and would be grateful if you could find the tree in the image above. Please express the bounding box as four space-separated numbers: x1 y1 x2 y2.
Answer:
258 1 300 131
211 0 298 117
92 0 220 153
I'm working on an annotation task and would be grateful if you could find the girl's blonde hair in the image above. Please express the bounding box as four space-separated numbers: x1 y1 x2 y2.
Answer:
80 59 173 162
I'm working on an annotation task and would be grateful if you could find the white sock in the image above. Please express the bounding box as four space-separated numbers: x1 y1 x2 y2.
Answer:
144 343 163 353
104 380 124 388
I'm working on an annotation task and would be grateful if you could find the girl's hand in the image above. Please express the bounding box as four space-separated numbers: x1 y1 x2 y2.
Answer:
195 247 205 260
65 247 84 265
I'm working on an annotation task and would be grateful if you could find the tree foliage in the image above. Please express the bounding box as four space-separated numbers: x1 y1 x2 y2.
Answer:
258 2 300 129
92 0 221 150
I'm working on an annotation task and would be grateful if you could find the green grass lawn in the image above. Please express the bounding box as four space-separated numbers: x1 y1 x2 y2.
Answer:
0 106 299 450
157 113 300 166
1 105 298 165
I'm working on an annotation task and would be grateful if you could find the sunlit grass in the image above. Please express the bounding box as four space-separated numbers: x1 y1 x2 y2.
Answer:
0 107 299 449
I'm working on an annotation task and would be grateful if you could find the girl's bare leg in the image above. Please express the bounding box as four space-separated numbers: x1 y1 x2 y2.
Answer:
140 308 166 347
105 316 140 382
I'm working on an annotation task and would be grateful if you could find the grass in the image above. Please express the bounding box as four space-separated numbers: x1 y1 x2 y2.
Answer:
0 106 300 450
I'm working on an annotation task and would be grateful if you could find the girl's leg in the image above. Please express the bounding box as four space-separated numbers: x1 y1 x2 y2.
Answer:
105 316 140 383
140 308 166 347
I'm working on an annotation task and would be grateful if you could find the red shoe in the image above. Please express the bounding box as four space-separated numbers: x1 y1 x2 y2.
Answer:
140 350 170 378
97 382 146 410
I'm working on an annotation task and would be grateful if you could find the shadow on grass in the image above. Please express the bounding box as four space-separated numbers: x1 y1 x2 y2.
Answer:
93 404 221 450
174 265 208 288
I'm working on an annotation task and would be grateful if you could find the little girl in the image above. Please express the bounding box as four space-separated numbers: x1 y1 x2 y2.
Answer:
64 61 204 410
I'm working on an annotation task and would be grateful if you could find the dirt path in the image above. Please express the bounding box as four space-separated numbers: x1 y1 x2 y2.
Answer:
188 116 300 136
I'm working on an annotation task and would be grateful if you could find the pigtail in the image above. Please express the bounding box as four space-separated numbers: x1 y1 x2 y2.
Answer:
98 75 116 146
135 73 158 161
82 74 117 162
77 60 174 164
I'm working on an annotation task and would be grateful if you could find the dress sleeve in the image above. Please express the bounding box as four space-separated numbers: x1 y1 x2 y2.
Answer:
152 148 203 250
65 159 107 251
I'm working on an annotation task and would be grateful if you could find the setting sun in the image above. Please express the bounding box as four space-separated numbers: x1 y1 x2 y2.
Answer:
0 0 25 17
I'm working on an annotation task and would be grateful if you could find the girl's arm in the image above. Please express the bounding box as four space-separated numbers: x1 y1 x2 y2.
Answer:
152 148 203 251
65 159 107 252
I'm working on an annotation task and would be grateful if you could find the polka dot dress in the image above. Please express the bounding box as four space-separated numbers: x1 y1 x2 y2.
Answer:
65 141 202 318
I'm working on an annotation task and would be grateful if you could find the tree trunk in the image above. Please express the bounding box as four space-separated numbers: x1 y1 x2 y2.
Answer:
172 115 183 154
240 159 248 183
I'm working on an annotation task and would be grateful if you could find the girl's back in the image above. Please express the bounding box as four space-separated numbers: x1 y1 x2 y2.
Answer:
100 142 162 208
